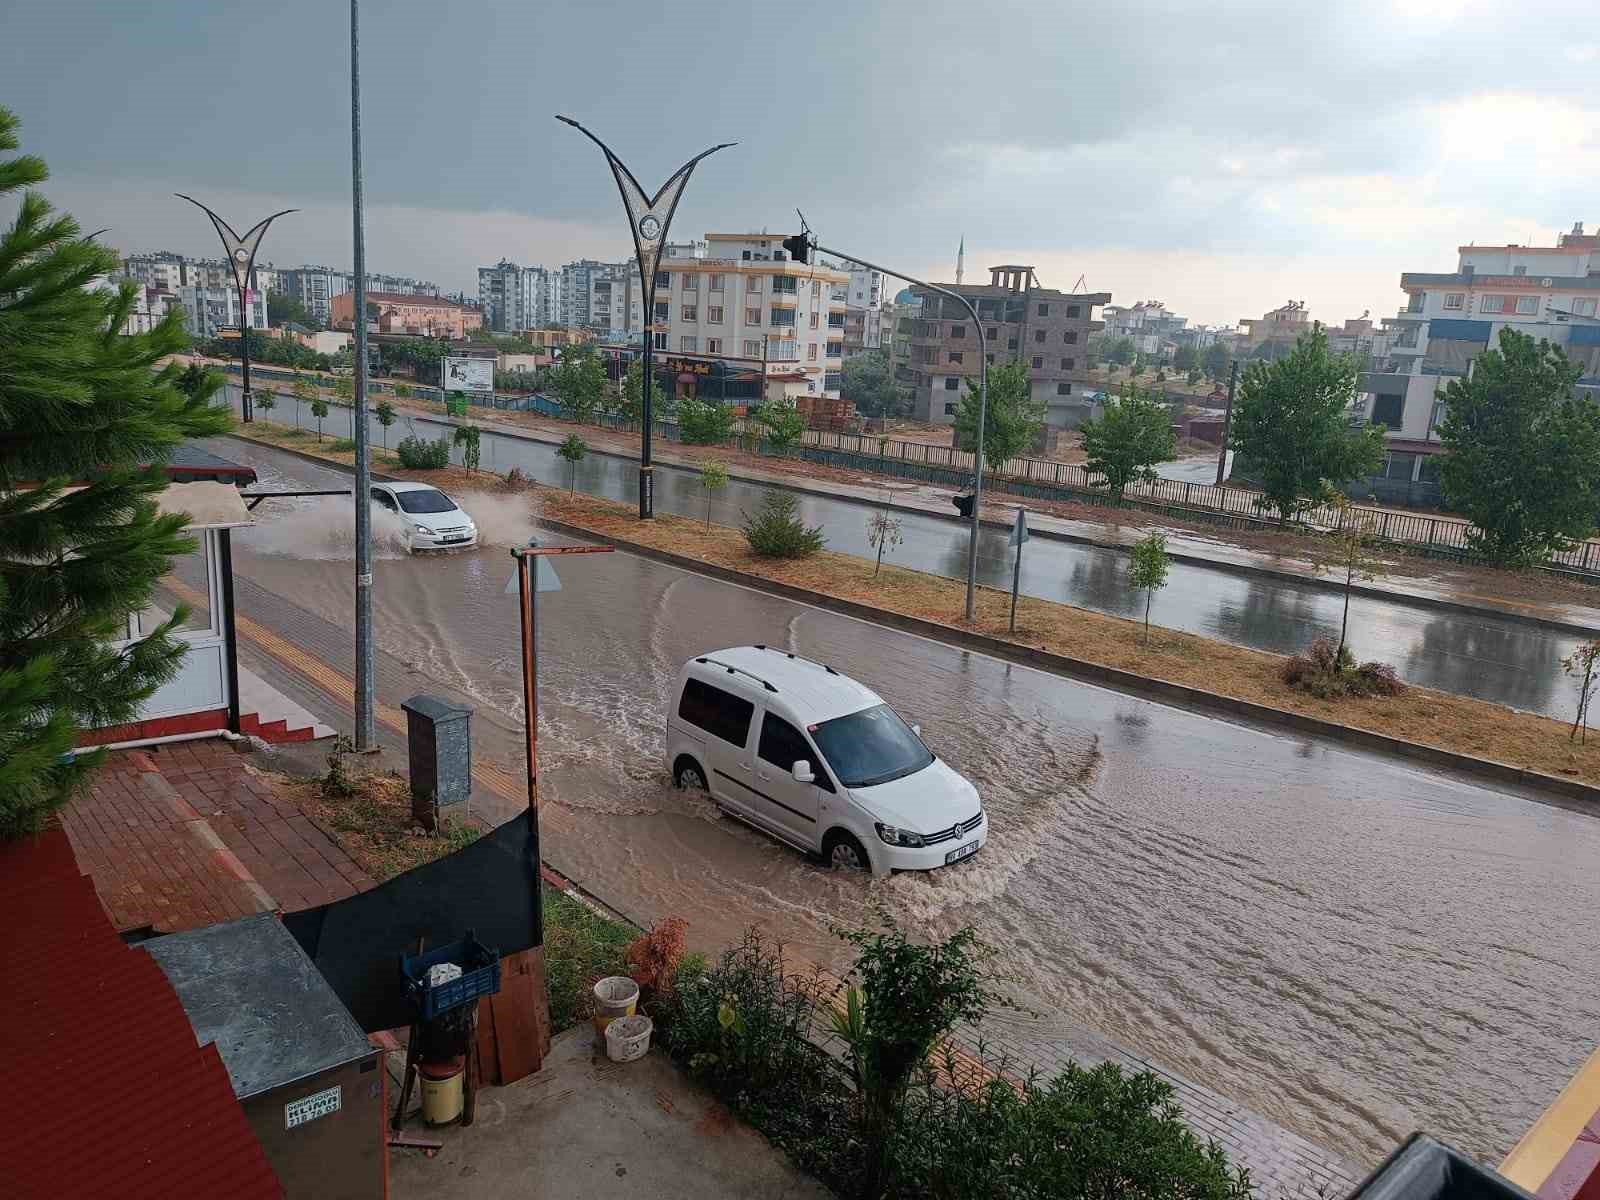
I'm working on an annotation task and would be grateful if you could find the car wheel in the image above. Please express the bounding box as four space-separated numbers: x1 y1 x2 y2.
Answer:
673 758 707 792
823 831 869 872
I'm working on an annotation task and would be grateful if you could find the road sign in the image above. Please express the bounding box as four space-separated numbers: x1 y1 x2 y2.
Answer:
503 557 562 594
1009 508 1030 548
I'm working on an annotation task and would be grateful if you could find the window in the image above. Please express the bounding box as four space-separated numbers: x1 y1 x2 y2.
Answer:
1419 454 1443 482
1428 398 1446 436
827 341 843 358
678 678 754 747
807 344 818 361
1033 329 1045 343
1064 331 1078 344
707 273 723 292
1031 355 1043 369
1060 358 1070 370
681 273 698 291
706 337 722 354
745 307 761 325
1384 451 1417 481
746 275 762 294
708 305 724 323
759 712 822 779
772 274 798 293
654 302 670 323
1056 383 1071 396
770 308 796 327
810 704 932 789
1575 298 1598 316
1066 305 1081 318
1512 265 1527 276
370 486 397 511
951 325 965 339
943 401 957 416
949 351 963 364
655 271 671 290
1442 293 1465 310
810 312 819 329
1037 303 1049 317
943 377 959 390
1516 295 1540 315
1480 295 1507 313
987 327 998 340
680 336 698 352
681 305 698 321
827 313 844 328
653 331 668 350
824 371 842 391
1007 338 1018 351
1371 393 1404 429
812 280 821 298
743 339 761 357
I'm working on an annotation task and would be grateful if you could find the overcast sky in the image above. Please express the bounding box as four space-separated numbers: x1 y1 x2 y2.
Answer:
4 0 1596 327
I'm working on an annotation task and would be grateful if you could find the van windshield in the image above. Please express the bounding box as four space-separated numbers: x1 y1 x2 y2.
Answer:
809 704 932 789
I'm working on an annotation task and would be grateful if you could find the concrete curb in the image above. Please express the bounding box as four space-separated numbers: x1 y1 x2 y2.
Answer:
534 516 1600 808
328 401 1600 640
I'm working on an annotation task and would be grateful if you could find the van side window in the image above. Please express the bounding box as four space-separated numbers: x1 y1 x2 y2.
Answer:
759 714 834 792
678 678 754 747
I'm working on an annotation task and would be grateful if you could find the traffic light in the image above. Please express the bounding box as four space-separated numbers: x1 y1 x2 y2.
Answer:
782 233 810 264
952 493 976 519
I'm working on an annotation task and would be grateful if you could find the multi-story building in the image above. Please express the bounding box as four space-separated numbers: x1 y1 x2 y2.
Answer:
1239 300 1313 350
123 251 186 293
898 265 1109 428
175 285 266 340
828 261 885 357
329 290 481 339
478 260 530 333
275 265 352 324
1101 300 1189 356
589 266 630 341
557 259 630 331
1349 221 1600 504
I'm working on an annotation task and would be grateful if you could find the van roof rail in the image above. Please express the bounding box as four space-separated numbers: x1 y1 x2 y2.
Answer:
695 656 778 693
753 644 839 675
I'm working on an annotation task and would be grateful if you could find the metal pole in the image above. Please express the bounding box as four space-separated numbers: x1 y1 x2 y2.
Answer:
1215 358 1238 487
350 0 375 751
1009 532 1021 633
218 529 241 735
640 328 653 518
239 283 254 423
813 243 988 620
516 551 537 811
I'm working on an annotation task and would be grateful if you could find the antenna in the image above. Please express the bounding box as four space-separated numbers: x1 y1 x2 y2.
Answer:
1072 273 1087 293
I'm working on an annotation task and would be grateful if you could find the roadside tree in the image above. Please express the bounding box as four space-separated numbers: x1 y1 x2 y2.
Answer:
752 400 806 453
1080 384 1176 501
866 509 903 577
309 394 330 441
618 360 644 427
1314 492 1384 663
333 372 353 406
1128 532 1170 646
1202 342 1232 380
841 350 902 420
953 361 1043 471
700 461 728 527
677 396 736 445
290 374 316 431
1562 641 1600 744
454 423 482 473
254 389 277 419
375 399 396 448
557 433 586 490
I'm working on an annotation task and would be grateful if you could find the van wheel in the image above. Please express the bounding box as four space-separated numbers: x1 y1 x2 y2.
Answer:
673 757 708 792
823 831 869 872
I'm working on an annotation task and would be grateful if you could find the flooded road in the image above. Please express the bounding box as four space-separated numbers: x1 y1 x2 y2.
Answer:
228 388 1589 719
217 437 1600 1168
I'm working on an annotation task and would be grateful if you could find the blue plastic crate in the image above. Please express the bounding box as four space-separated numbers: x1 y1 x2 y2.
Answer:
399 932 501 1020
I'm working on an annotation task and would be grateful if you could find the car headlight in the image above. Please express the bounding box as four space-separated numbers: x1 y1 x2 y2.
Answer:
414 523 430 534
874 823 926 848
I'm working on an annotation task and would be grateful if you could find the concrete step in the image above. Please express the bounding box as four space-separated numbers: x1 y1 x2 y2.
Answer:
237 665 335 744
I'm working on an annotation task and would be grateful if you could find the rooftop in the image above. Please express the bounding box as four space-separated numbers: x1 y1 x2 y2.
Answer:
701 645 881 721
364 290 460 307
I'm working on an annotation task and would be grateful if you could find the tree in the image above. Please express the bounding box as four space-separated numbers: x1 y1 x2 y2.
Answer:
1313 493 1383 663
700 461 728 527
952 361 1044 471
266 291 316 329
1436 328 1600 566
1186 369 1203 386
0 106 232 837
840 349 901 419
453 423 482 473
1128 532 1170 646
557 433 586 490
333 373 354 406
618 360 644 426
1173 345 1198 373
394 383 412 401
743 492 824 558
255 389 276 419
1227 325 1384 525
677 396 736 445
374 399 396 448
866 509 903 577
1561 641 1600 744
1202 342 1232 380
751 399 805 453
1105 336 1137 366
552 344 604 421
309 394 330 441
1079 384 1177 501
290 374 316 431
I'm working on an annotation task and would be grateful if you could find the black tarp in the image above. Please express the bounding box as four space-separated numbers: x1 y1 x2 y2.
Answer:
1347 1133 1535 1200
282 812 539 1033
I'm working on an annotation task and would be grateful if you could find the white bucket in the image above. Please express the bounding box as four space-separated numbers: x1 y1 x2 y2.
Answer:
605 1014 653 1063
591 976 640 1038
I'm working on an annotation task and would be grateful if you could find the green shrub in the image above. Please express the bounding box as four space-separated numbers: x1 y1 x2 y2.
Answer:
396 434 450 470
1282 637 1403 699
743 491 825 558
677 396 736 444
330 437 356 453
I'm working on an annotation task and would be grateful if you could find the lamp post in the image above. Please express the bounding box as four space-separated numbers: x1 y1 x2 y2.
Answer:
175 195 295 424
795 235 989 622
555 116 733 518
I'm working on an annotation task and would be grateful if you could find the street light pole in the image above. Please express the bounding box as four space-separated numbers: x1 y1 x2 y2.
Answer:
175 194 296 424
349 0 375 751
1215 358 1238 488
555 116 733 518
809 241 988 622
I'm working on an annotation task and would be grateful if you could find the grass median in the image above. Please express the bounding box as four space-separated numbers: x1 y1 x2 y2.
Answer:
232 420 1600 792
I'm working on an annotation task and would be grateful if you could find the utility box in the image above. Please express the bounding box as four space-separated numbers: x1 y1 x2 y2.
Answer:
402 693 473 829
144 914 384 1200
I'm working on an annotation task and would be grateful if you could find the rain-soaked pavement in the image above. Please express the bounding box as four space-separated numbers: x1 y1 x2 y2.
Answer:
231 388 1590 718
209 436 1600 1170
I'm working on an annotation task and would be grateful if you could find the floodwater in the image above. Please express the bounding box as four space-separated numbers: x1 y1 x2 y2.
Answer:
227 388 1591 718
215 437 1600 1169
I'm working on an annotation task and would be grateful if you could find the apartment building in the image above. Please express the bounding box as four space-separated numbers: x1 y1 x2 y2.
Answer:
275 265 352 323
588 266 630 341
1355 220 1600 504
899 265 1109 427
1101 300 1189 356
329 290 481 339
175 285 266 339
831 261 885 356
1239 300 1314 349
478 259 531 332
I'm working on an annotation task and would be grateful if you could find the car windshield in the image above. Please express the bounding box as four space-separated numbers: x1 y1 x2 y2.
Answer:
809 704 932 789
395 489 457 514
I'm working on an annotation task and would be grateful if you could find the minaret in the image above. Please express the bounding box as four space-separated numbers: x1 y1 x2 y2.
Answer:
955 235 965 285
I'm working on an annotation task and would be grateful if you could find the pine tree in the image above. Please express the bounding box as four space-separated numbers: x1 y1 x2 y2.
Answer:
0 107 231 837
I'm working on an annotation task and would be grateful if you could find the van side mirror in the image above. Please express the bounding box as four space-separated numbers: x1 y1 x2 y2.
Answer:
792 761 815 784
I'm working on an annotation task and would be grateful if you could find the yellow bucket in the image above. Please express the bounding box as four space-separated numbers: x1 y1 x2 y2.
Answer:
591 976 639 1038
419 1057 464 1126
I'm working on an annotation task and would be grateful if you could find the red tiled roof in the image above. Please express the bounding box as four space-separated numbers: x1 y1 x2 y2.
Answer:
0 828 281 1200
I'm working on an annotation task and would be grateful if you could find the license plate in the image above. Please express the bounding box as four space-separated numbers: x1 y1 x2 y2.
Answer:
945 840 978 864
443 535 468 543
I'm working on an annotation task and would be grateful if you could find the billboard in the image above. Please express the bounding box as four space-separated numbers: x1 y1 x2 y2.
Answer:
442 356 494 393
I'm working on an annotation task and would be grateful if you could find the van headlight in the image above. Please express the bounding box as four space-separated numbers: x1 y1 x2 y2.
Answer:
875 823 925 848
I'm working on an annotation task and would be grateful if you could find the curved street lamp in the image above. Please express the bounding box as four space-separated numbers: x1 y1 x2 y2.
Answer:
176 194 296 423
556 116 733 518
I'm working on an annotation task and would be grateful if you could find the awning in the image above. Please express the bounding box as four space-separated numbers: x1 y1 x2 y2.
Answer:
155 480 254 530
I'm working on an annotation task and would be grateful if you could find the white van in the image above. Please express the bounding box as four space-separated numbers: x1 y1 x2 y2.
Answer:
666 646 986 874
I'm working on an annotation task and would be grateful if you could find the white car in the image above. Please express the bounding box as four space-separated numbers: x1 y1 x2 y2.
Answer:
369 482 478 551
666 646 986 874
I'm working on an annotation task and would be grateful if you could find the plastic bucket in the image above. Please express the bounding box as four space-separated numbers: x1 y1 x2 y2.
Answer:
605 1014 654 1063
591 976 639 1038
